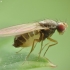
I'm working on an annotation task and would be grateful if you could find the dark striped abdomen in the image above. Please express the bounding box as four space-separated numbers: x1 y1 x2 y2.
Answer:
13 30 40 47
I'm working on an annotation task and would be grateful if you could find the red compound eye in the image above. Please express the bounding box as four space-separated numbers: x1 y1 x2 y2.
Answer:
57 22 67 34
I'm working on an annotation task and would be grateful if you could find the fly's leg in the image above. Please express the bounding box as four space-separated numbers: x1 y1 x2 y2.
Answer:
37 42 50 60
38 33 44 58
41 42 50 51
16 48 23 53
43 37 58 57
38 33 49 59
38 41 43 56
25 39 39 61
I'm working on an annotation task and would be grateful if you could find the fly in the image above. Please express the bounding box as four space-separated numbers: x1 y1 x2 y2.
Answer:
0 19 68 60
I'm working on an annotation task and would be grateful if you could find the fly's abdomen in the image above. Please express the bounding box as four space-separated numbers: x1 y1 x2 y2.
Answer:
13 30 40 47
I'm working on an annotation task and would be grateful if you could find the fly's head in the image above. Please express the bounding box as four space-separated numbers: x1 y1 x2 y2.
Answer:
57 22 68 34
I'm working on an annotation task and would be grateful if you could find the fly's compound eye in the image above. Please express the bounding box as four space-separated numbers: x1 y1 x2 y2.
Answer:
57 22 68 34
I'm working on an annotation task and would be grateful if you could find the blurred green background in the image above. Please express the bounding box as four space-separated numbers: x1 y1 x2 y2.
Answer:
0 0 70 70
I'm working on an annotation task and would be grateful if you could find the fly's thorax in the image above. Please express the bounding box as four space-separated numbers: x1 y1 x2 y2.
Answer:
38 19 58 41
13 30 40 47
39 19 57 29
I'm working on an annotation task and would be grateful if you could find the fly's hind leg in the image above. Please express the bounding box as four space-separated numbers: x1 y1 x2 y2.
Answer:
25 39 39 61
43 37 58 57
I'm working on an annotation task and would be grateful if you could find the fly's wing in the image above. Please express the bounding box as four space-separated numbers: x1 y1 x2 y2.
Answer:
0 23 48 37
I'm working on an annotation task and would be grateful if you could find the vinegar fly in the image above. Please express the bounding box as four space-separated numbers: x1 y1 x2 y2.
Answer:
0 19 68 60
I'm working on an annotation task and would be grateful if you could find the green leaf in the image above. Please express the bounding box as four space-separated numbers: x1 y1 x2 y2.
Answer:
0 38 56 70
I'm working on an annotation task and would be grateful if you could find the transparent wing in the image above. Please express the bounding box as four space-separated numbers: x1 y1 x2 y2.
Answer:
0 23 48 37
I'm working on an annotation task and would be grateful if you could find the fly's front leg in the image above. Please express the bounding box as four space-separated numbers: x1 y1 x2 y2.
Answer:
25 39 39 61
43 37 58 57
